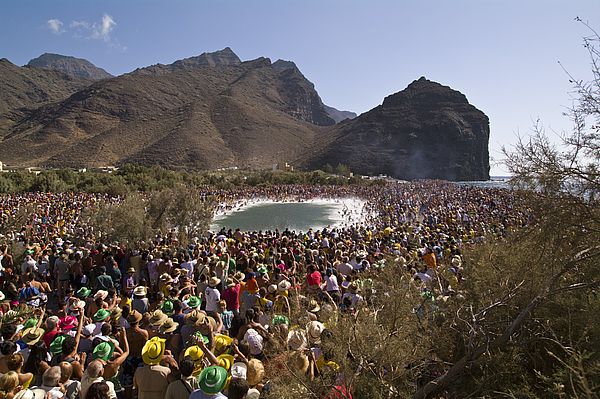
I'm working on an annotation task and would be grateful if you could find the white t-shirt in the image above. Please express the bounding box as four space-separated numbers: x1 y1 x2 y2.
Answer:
204 286 221 313
325 275 340 292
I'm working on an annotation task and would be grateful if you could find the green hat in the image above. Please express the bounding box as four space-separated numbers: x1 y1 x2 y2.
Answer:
77 287 92 299
92 341 115 361
257 266 268 275
272 315 290 326
93 309 110 322
193 331 209 345
23 318 37 329
49 335 66 355
161 300 174 315
187 296 201 309
198 366 228 394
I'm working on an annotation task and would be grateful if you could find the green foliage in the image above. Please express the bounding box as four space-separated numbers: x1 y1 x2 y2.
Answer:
0 164 378 194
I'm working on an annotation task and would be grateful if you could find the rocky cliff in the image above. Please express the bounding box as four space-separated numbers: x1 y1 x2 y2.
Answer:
27 53 113 81
305 77 490 180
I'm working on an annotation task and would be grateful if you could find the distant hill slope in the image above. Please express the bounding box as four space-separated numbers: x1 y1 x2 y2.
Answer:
0 49 489 180
27 53 113 81
303 77 490 180
323 104 357 123
0 58 92 134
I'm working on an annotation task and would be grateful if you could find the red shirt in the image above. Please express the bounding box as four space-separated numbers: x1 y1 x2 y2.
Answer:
43 329 59 348
222 284 240 311
307 271 322 287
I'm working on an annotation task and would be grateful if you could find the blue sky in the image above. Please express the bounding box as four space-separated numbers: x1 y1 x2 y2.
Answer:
2 0 599 175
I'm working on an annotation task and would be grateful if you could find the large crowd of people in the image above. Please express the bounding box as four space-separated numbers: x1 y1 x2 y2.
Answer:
0 182 529 399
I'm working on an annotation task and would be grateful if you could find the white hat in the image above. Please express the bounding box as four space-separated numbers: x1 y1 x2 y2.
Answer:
82 324 95 337
306 321 325 344
0 291 5 301
246 388 260 399
94 290 108 301
277 280 291 292
267 284 277 294
231 361 248 379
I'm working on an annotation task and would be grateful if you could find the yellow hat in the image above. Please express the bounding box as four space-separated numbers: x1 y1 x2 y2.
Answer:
216 354 235 371
213 334 233 355
184 345 204 361
184 345 205 376
141 337 166 365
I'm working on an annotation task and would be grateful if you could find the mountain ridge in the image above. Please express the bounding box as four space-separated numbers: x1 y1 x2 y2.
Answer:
0 50 488 180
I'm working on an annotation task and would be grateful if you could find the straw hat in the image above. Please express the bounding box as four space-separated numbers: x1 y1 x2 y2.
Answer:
277 280 291 292
267 284 277 294
133 286 147 296
142 337 166 365
69 299 86 312
159 318 179 334
197 316 217 335
93 290 108 301
185 309 204 325
287 329 308 351
233 272 244 282
208 277 221 287
159 273 173 284
308 299 321 313
226 278 235 288
149 310 168 327
306 321 325 344
198 366 228 395
127 310 143 324
247 359 265 386
126 267 135 274
21 327 45 345
110 307 122 321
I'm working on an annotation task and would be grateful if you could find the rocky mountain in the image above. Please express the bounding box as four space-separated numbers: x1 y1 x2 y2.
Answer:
0 58 92 133
304 77 490 180
323 104 357 123
27 53 113 81
0 49 489 180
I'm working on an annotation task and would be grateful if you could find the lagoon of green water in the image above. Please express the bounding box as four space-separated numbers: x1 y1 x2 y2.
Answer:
210 202 346 233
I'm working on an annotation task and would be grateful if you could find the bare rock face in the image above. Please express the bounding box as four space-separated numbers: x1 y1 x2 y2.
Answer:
306 77 490 181
272 59 335 126
170 47 242 69
27 53 113 81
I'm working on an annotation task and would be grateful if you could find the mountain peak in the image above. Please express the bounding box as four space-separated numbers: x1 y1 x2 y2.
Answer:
383 77 469 107
27 53 113 81
171 47 242 69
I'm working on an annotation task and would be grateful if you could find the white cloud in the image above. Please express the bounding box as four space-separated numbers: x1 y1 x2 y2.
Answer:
99 14 116 40
70 14 116 41
47 19 63 34
44 14 125 51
